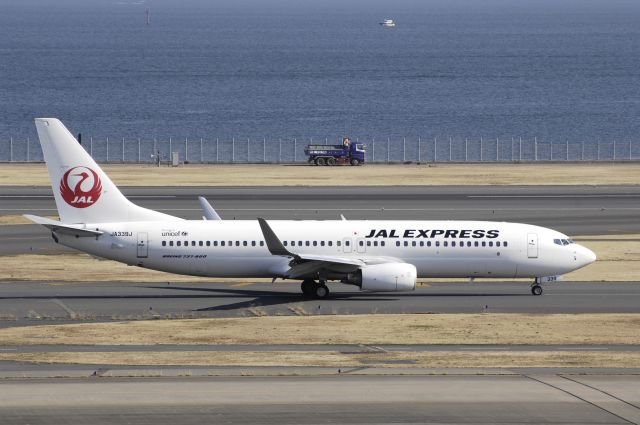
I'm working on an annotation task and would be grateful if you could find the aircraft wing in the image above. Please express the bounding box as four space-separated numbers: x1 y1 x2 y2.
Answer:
23 214 104 237
257 218 404 278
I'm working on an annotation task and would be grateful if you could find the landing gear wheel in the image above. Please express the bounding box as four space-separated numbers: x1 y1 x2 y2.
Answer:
531 285 543 296
315 284 330 299
315 157 326 166
326 157 336 166
301 280 315 295
350 158 360 166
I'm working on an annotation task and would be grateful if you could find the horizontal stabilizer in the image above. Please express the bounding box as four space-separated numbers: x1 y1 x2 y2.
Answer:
23 214 104 237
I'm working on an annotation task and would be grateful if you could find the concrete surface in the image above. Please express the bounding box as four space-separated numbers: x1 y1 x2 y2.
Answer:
0 281 638 326
0 374 638 424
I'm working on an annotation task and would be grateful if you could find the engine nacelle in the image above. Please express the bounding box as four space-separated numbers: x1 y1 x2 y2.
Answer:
355 263 417 292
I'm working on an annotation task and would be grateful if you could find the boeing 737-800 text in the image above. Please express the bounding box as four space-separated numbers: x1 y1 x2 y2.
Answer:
26 118 596 298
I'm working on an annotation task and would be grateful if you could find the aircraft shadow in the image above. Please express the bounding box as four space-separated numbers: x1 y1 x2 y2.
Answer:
145 285 527 312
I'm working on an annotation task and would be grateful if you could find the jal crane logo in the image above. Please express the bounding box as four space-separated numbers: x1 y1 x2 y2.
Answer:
60 167 102 208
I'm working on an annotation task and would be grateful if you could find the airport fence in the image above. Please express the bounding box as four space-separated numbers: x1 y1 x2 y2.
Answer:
1 137 639 164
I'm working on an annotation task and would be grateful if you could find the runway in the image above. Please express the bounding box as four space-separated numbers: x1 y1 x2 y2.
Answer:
0 281 639 326
0 374 639 424
1 185 640 255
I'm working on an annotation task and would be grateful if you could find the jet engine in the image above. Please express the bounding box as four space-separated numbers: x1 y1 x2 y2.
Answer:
346 263 417 292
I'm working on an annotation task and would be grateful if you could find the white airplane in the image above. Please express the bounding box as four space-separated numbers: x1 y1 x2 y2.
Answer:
26 118 596 298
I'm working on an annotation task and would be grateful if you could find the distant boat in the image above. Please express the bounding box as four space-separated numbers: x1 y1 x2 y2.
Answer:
380 19 396 28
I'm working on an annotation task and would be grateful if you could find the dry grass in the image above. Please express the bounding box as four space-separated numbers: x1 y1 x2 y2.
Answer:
0 232 635 282
1 163 639 186
0 215 58 225
0 350 637 368
0 314 638 346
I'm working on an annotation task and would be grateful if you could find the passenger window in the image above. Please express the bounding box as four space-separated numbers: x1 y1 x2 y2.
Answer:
404 241 408 247
381 241 385 247
199 241 203 247
184 241 188 246
436 241 440 247
366 241 370 246
337 241 341 247
419 241 424 247
252 241 256 246
444 241 448 247
242 241 247 246
396 241 400 247
504 241 508 247
214 241 218 246
206 241 210 247
321 241 325 246
313 241 317 246
452 241 456 247
467 241 471 247
162 241 166 247
474 241 478 247
169 241 174 246
496 241 501 247
482 241 486 247
284 241 288 246
412 241 416 247
488 241 493 247
260 241 264 246
328 241 333 247
235 241 240 247
299 241 303 246
306 241 310 246
221 241 225 246
427 241 431 247
177 241 181 247
346 241 350 246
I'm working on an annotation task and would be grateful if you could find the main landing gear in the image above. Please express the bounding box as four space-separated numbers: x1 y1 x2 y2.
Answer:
531 284 543 296
301 279 330 299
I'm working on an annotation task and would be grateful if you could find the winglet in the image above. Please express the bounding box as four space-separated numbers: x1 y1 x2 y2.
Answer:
257 218 295 257
198 196 222 220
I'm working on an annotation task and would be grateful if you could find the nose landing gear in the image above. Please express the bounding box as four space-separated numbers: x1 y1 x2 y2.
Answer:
300 279 330 299
531 283 543 296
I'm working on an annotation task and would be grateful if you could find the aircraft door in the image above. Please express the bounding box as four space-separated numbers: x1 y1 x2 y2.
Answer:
356 237 366 253
527 233 538 258
137 232 148 258
342 238 352 253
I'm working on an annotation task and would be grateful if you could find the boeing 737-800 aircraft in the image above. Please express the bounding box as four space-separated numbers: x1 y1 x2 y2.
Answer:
26 118 596 298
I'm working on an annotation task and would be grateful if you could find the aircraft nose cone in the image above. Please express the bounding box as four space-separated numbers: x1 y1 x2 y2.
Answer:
577 245 597 266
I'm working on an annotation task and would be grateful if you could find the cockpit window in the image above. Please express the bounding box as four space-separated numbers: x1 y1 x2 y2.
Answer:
555 238 574 246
